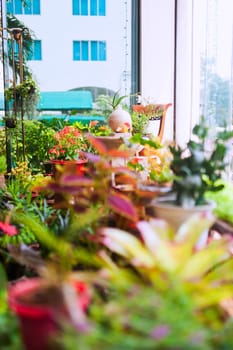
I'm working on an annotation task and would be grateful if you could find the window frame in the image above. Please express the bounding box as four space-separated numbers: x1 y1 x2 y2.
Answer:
6 0 40 15
73 40 106 61
73 0 106 16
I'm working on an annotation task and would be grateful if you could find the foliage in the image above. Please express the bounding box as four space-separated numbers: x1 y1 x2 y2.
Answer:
92 92 131 120
48 125 89 160
0 264 24 349
18 120 55 171
5 76 40 118
0 168 41 247
206 180 233 225
6 14 35 79
52 212 233 349
58 286 211 350
0 128 6 158
127 134 173 184
92 94 113 119
111 91 129 110
39 136 141 231
0 156 7 174
131 111 149 135
169 119 233 207
74 120 113 137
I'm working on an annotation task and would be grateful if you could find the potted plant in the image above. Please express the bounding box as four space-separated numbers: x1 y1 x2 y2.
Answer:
47 125 88 177
132 100 172 140
151 119 233 246
54 213 233 349
7 212 93 350
5 76 40 118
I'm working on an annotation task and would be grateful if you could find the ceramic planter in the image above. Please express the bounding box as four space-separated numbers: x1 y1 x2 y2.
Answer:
108 106 132 132
8 277 90 350
149 198 215 249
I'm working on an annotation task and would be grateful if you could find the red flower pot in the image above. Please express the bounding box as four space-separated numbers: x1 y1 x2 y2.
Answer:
8 278 90 350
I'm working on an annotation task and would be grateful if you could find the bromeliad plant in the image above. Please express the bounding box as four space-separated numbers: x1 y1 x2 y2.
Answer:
94 214 233 346
49 213 233 350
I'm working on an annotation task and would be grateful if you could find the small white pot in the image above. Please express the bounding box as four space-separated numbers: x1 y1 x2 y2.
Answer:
108 106 132 133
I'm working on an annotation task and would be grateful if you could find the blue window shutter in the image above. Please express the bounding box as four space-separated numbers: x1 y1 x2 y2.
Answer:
91 41 97 60
81 0 88 15
99 41 106 61
73 41 81 60
7 0 13 14
81 41 88 60
33 0 40 14
27 40 41 60
73 0 80 15
99 0 105 16
34 40 42 60
24 1 32 14
15 0 23 14
90 0 97 15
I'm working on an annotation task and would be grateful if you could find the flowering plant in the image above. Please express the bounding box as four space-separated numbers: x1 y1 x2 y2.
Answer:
48 126 87 160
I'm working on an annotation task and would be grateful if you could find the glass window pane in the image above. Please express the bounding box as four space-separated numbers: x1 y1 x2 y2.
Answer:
6 0 13 14
34 40 42 60
73 41 81 60
90 0 97 15
24 1 32 14
81 0 88 15
73 0 80 15
81 41 89 60
99 41 106 61
99 0 106 16
15 0 23 14
33 0 40 14
91 41 97 60
200 0 233 128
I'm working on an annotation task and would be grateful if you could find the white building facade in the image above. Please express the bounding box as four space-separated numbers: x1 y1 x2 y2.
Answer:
7 0 132 96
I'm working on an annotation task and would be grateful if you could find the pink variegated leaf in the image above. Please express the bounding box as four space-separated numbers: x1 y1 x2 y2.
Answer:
108 190 138 222
60 174 94 187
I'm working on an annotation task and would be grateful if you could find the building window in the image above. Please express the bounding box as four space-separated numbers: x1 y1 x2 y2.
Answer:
73 40 106 61
73 0 106 16
7 0 40 15
27 40 42 60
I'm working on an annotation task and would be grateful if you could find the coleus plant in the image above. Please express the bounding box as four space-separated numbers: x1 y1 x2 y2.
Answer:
38 135 157 233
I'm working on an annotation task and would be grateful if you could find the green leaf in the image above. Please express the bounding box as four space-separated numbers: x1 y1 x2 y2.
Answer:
179 238 231 280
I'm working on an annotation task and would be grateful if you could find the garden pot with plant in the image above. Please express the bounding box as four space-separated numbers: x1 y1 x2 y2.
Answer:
150 119 233 248
7 212 93 350
107 91 132 133
47 125 89 177
8 277 90 350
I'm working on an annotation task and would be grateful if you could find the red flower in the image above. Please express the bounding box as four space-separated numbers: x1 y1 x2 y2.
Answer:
0 222 18 236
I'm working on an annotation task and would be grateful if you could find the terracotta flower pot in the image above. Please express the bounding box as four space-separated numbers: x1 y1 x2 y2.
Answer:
8 278 90 350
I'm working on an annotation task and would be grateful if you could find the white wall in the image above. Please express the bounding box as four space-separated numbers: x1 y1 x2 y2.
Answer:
140 0 175 142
